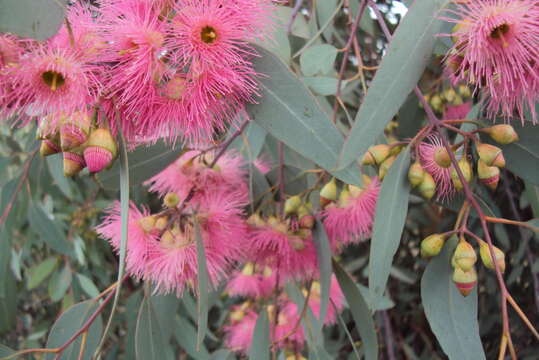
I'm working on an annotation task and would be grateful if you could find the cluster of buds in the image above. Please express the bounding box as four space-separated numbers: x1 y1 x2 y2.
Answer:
421 234 506 297
408 161 436 200
361 144 403 180
38 113 118 177
423 84 472 114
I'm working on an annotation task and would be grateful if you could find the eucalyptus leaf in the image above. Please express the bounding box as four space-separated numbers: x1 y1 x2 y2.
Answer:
28 204 74 257
333 261 378 360
26 257 59 290
369 148 411 304
421 238 486 360
45 300 103 360
195 219 209 350
339 0 450 169
313 220 332 326
300 44 338 76
0 0 67 40
135 296 167 360
247 44 361 186
248 309 270 360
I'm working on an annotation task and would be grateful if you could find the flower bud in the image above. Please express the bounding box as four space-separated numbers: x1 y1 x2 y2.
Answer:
479 241 505 273
138 215 156 233
163 192 180 208
476 143 505 168
452 267 477 297
83 128 118 173
443 88 457 103
420 234 446 258
477 160 500 190
154 216 168 231
247 213 265 227
454 240 477 272
408 161 425 188
284 195 302 215
297 204 310 218
63 152 86 177
338 186 351 207
242 262 255 276
378 155 396 180
362 144 390 166
458 84 471 98
229 310 245 322
40 139 61 157
299 215 315 229
434 147 452 168
418 172 436 200
60 112 91 151
485 124 518 145
289 236 305 251
320 178 337 207
451 159 472 191
348 185 363 198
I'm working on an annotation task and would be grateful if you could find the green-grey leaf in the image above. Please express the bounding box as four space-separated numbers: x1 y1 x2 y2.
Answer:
45 300 103 360
421 237 486 360
247 44 361 186
300 44 338 76
369 148 411 304
303 77 340 96
27 257 59 290
174 316 210 360
0 0 67 40
338 0 450 169
75 274 100 299
491 122 539 185
28 205 74 257
48 265 72 302
98 141 182 190
46 155 73 198
135 296 167 360
195 219 209 350
248 308 270 360
333 260 378 360
313 219 332 326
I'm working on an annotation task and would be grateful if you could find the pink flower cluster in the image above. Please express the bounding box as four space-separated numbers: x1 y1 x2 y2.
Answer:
443 0 539 122
0 0 272 144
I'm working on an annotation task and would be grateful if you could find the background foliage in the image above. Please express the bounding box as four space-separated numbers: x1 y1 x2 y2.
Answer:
1 0 538 359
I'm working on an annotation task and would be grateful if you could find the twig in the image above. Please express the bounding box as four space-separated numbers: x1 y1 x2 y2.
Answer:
287 0 304 34
0 149 38 228
382 310 397 360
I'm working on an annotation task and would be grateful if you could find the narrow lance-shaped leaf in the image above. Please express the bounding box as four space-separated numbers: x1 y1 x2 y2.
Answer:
338 0 450 169
135 296 167 360
313 219 332 327
247 44 362 186
421 237 486 360
195 218 209 350
94 129 130 356
333 260 378 360
369 148 411 304
248 308 270 360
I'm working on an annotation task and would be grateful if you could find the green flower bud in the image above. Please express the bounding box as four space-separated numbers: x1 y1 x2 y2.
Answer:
454 240 477 272
477 160 500 190
362 144 390 166
485 124 519 145
284 195 302 215
418 172 436 200
479 241 505 273
451 159 473 191
420 234 446 258
163 192 180 208
477 143 505 168
408 161 425 188
452 266 477 297
320 178 338 207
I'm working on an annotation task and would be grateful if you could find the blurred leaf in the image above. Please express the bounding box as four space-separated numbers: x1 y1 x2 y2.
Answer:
26 256 59 290
209 349 233 360
46 155 73 198
231 122 267 161
339 0 450 169
174 316 210 360
151 293 178 342
333 261 378 360
369 148 411 304
0 227 11 297
135 296 167 360
316 0 337 40
195 219 209 350
313 219 332 326
492 122 539 185
248 44 361 186
421 238 486 360
45 300 103 360
524 182 539 216
75 274 100 299
48 265 72 302
0 274 16 334
0 344 14 357
98 141 182 190
248 308 270 360
28 204 74 257
303 77 340 96
0 0 67 40
300 44 338 76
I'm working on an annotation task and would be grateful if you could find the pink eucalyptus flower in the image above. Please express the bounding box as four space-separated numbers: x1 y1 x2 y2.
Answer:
419 135 455 200
225 308 258 353
443 101 472 120
323 177 381 249
443 0 539 122
146 149 249 204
